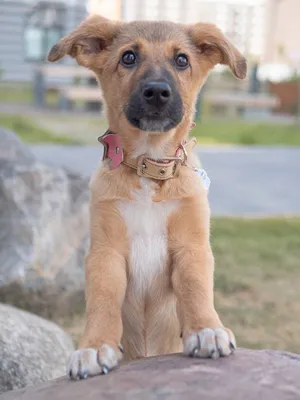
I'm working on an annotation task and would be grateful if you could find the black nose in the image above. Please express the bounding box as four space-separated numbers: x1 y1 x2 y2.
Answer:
142 81 172 107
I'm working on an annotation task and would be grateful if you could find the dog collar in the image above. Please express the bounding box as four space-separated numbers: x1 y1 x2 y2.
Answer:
98 128 197 181
122 138 197 180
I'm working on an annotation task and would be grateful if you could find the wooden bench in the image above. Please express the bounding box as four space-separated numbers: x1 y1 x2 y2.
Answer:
35 65 95 79
33 65 103 111
57 86 103 111
205 92 280 118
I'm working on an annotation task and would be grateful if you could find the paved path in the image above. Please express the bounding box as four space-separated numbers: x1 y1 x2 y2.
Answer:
30 145 300 216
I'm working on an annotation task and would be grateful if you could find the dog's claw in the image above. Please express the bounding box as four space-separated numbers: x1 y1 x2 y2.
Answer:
102 365 109 375
82 369 89 379
210 349 219 359
229 342 236 352
193 347 199 356
217 347 224 357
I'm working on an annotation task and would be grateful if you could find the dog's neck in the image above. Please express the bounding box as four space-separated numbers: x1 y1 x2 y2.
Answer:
130 131 176 160
107 117 194 162
99 127 197 180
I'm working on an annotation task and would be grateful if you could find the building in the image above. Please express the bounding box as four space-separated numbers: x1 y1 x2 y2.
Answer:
1 0 298 82
192 1 266 59
89 0 266 57
122 0 198 23
264 0 300 66
0 0 87 82
87 0 122 19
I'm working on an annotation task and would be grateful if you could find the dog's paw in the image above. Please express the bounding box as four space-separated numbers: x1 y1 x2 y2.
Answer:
183 328 236 359
68 344 123 380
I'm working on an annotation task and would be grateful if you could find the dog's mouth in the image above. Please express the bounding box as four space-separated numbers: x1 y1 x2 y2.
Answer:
129 115 177 133
126 104 183 133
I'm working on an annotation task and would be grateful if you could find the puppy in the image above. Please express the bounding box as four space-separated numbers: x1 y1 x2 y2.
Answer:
48 15 247 380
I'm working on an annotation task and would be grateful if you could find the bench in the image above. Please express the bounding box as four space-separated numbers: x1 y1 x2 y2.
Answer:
205 92 280 119
35 65 94 79
57 86 103 111
33 65 103 111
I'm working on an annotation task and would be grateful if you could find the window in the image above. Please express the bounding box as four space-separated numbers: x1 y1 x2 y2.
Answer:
24 1 65 62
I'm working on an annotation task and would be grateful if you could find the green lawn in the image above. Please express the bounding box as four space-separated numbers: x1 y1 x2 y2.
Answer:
0 84 32 104
59 217 300 353
0 114 76 144
1 111 300 146
212 217 300 353
0 84 59 105
192 121 300 146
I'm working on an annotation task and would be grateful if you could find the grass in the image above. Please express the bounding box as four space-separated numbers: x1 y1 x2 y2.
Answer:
1 113 300 148
192 121 300 146
0 84 59 105
0 84 32 104
78 118 300 146
212 217 300 353
0 114 76 144
58 217 300 353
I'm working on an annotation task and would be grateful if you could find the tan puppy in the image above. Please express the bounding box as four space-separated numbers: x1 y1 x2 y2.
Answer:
48 15 246 379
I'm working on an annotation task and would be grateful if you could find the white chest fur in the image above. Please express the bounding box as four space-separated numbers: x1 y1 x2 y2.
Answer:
118 179 179 296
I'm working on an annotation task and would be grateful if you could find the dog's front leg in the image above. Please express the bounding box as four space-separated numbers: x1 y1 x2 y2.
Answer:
170 199 236 359
68 247 127 379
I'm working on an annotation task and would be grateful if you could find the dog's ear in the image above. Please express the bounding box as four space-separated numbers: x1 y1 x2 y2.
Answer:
188 23 247 79
47 15 123 68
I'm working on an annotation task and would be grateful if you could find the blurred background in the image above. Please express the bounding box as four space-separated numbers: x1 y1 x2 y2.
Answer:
0 0 300 393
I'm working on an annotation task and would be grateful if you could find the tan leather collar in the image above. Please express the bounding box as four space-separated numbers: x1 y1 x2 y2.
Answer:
123 138 197 180
98 128 197 181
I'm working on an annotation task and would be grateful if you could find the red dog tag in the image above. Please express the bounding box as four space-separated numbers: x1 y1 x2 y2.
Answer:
98 132 124 169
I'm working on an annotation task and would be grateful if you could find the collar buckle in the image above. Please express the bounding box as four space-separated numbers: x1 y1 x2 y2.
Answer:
176 143 188 165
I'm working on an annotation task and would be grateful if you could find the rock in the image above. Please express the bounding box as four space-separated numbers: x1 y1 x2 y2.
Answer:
0 127 89 317
0 304 74 394
0 127 35 165
1 349 300 399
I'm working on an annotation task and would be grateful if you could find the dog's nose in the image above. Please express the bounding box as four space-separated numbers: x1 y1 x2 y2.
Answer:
142 82 172 107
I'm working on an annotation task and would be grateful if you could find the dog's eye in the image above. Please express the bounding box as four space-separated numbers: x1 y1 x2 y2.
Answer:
121 51 137 67
175 54 189 69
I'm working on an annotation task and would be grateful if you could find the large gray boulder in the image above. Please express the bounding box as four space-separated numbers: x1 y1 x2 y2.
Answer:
1 349 300 399
0 127 89 317
0 304 74 394
0 127 35 165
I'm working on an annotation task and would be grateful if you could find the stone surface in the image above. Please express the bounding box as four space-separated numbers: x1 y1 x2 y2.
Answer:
0 127 35 166
0 304 74 394
1 349 300 399
0 128 89 317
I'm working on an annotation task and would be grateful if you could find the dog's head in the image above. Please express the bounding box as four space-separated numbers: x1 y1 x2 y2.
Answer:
48 15 246 150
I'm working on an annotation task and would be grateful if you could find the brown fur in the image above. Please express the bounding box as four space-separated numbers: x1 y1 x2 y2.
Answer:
48 15 246 369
